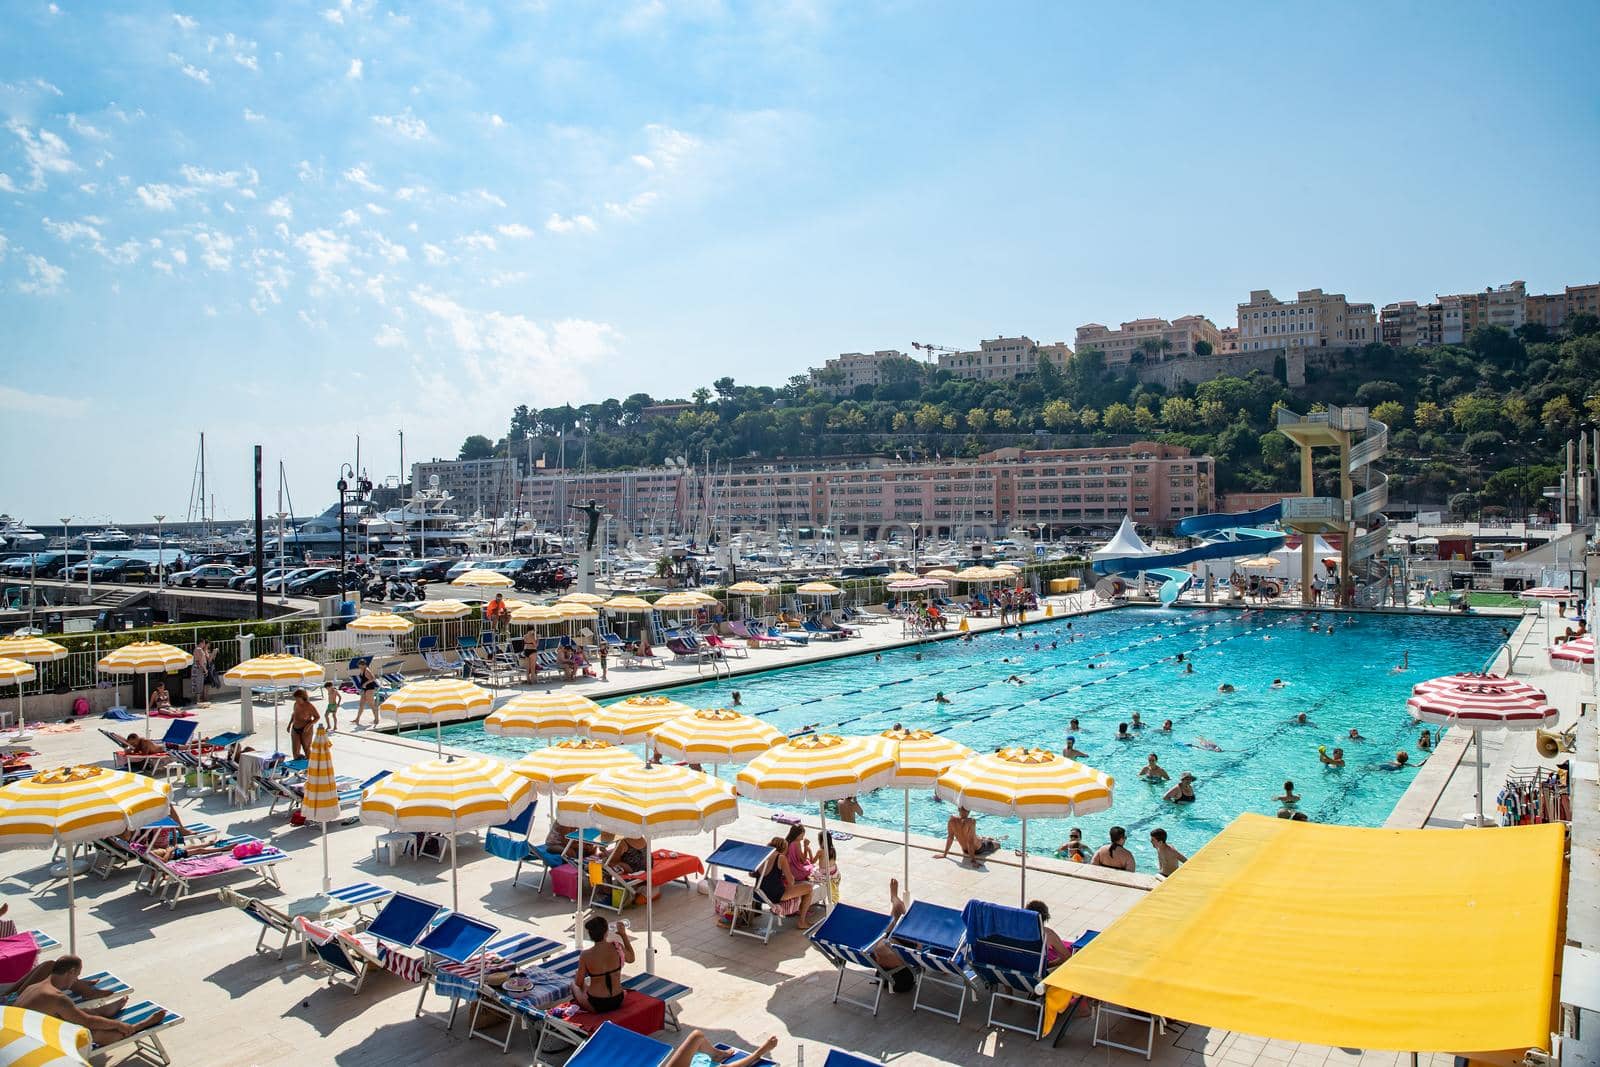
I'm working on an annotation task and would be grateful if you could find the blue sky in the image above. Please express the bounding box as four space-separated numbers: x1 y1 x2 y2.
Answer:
2 1 1597 521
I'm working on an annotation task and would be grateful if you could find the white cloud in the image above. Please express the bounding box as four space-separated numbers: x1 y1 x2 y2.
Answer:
347 58 363 80
458 232 496 252
394 185 427 201
172 13 197 31
0 174 18 193
18 254 65 295
0 385 87 417
469 189 506 208
294 228 355 285
602 190 660 221
369 232 408 263
134 183 195 211
193 227 234 270
297 160 321 183
6 119 77 189
365 201 388 216
0 233 7 260
372 108 427 140
323 7 344 24
339 208 362 227
66 114 108 141
496 222 534 239
641 123 700 171
265 196 292 219
170 248 187 265
545 213 596 235
242 108 266 122
373 324 405 348
489 114 506 128
168 53 212 85
342 165 382 192
0 78 62 97
630 154 654 169
421 242 448 265
180 164 253 189
106 239 142 265
43 216 103 245
486 270 527 288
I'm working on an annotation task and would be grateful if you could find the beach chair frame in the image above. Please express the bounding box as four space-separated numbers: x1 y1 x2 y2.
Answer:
806 903 896 1016
87 999 183 1067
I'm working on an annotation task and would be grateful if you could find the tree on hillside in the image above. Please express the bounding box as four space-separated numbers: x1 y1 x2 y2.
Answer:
966 408 990 433
1542 395 1578 438
1413 401 1446 431
1193 340 1213 357
691 387 712 408
1041 399 1075 430
991 408 1016 430
1161 396 1198 430
1370 401 1405 428
458 434 495 460
1102 402 1135 433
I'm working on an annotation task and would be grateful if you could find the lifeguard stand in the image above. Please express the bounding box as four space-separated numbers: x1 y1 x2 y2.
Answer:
1275 405 1390 607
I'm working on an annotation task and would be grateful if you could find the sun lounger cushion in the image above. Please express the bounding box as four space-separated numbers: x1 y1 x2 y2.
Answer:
559 990 666 1038
0 935 40 983
165 854 242 878
564 1021 672 1067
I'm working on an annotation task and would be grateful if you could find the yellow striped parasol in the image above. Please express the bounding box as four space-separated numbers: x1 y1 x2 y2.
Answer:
603 596 654 613
451 568 514 588
382 678 492 754
0 636 66 664
413 599 473 619
223 653 324 755
0 766 171 951
736 733 896 804
992 563 1022 576
883 571 920 582
725 581 770 595
650 708 784 765
510 738 642 794
924 568 957 578
348 612 415 635
0 1006 91 1067
0 656 38 728
953 565 1001 582
509 604 563 625
936 746 1114 902
553 601 599 621
556 764 738 968
586 696 696 745
650 592 704 611
870 727 977 888
359 755 532 909
557 592 606 606
486 692 601 739
301 726 341 892
795 581 843 596
95 641 192 674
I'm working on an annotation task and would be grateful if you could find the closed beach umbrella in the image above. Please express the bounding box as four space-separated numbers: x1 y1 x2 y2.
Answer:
451 568 514 589
0 1006 91 1066
557 764 737 969
348 612 415 635
557 592 607 606
301 726 342 892
586 696 695 748
360 755 531 910
795 582 842 597
937 746 1114 903
96 641 194 736
603 596 654 613
487 692 600 739
1550 634 1595 673
0 637 66 723
1408 673 1557 827
651 708 784 764
870 727 976 889
737 734 896 912
383 678 492 755
413 599 473 620
223 653 324 755
0 766 171 951
0 657 37 732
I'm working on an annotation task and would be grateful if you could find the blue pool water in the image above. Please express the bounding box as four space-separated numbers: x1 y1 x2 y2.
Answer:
435 607 1504 872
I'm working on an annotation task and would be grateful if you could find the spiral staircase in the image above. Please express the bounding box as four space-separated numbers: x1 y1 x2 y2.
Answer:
1274 405 1390 607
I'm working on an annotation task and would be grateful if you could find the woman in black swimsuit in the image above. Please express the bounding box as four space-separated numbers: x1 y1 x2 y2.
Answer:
760 836 816 931
354 660 380 727
572 914 633 1014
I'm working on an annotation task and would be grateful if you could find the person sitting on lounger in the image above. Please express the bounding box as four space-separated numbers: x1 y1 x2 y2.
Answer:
940 807 1000 866
139 840 236 863
782 824 815 882
663 1030 779 1067
572 914 634 1014
556 643 579 682
123 733 164 758
869 877 916 985
148 683 171 713
1025 900 1074 966
544 819 580 858
13 957 166 1048
605 836 650 877
761 836 816 931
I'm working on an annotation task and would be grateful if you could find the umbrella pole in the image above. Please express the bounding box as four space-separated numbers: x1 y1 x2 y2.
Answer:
903 790 911 892
67 841 77 954
450 827 459 912
1019 820 1028 906
436 720 443 757
273 691 281 757
645 843 655 972
573 833 584 952
818 803 830 916
1475 731 1487 827
321 820 331 893
143 676 151 737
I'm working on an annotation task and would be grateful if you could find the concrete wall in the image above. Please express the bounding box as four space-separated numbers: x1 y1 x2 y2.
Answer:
1134 346 1306 389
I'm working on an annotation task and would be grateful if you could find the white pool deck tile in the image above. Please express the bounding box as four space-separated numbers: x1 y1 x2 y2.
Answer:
0 598 1564 1065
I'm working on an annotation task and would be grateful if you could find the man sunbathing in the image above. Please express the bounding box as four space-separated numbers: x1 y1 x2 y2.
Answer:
122 734 164 758
663 1030 779 1066
940 807 1000 866
12 957 166 1047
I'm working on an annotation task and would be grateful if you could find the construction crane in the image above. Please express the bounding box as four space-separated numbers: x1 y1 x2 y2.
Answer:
911 341 959 361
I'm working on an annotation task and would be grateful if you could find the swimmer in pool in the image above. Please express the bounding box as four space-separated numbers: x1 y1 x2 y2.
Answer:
1293 712 1309 725
1378 751 1410 771
1318 745 1345 767
1050 641 1057 650
1138 753 1170 782
1130 711 1144 730
1193 736 1222 752
1418 729 1432 751
1163 772 1197 803
1063 735 1087 759
1390 651 1409 673
1160 719 1173 732
1184 662 1193 674
1271 678 1286 689
1347 728 1364 741
933 692 951 705
1068 718 1081 733
1115 722 1132 741
1275 779 1300 806
1175 652 1185 663
1218 683 1235 693
1005 675 1026 685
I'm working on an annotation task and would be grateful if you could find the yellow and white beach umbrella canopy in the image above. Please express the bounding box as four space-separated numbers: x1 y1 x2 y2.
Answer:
586 695 696 745
651 592 705 611
953 566 1001 583
553 601 600 621
557 592 607 606
95 641 193 676
0 765 171 846
413 599 474 620
991 563 1022 576
382 678 493 728
924 568 957 579
509 604 563 625
511 738 642 794
486 692 601 739
0 1005 91 1067
0 657 37 686
936 746 1114 818
603 596 654 613
651 708 785 765
348 612 415 635
795 581 843 597
871 727 977 788
0 636 66 664
359 756 532 834
223 652 324 690
300 726 342 824
725 581 771 596
736 733 897 804
556 764 737 838
883 571 920 582
451 568 514 588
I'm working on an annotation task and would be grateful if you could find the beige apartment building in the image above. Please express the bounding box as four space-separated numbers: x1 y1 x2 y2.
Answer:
1382 280 1596 347
1236 288 1378 352
1524 283 1599 330
934 336 1073 381
810 349 919 394
1074 315 1223 368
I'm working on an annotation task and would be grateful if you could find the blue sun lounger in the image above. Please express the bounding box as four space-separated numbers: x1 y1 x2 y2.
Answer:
822 1052 879 1067
89 999 184 1066
889 900 976 1021
807 902 896 1015
564 1021 672 1067
962 899 1048 1039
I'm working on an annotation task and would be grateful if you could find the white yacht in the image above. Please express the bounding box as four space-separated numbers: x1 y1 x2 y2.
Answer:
0 516 45 548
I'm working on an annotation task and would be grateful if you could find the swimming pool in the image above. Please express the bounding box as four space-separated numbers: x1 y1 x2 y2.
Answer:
434 607 1504 873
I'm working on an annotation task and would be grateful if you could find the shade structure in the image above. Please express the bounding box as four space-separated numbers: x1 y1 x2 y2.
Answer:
1551 634 1595 672
347 612 415 635
301 726 341 892
0 1006 91 1066
96 642 194 735
887 577 947 592
603 596 654 613
936 746 1114 902
451 568 514 588
1041 814 1564 1056
651 592 705 611
0 657 37 729
382 678 493 755
0 766 171 951
1235 555 1281 571
924 568 956 578
1407 673 1557 827
952 566 1000 583
508 604 563 625
882 571 920 582
586 696 696 746
1519 586 1577 600
0 636 67 664
795 582 842 597
650 708 784 764
725 581 771 595
991 563 1022 575
557 764 737 969
511 738 643 794
224 654 325 754
412 599 473 620
552 602 599 621
557 592 607 606
359 756 532 910
870 727 975 889
487 692 600 739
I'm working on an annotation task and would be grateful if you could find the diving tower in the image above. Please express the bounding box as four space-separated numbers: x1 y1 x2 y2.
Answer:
1275 405 1389 607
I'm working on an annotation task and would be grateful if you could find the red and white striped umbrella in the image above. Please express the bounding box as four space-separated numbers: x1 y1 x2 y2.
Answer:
1550 635 1595 672
1519 586 1578 601
1406 673 1557 729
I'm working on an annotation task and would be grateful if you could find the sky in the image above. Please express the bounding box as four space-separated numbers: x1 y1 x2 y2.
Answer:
2 1 1597 522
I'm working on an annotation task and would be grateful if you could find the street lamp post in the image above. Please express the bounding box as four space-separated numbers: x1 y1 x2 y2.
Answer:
337 464 354 595
909 521 921 571
154 514 166 588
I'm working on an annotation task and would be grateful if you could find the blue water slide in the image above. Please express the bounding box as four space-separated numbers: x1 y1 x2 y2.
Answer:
1145 567 1193 605
1091 526 1287 579
1172 502 1283 539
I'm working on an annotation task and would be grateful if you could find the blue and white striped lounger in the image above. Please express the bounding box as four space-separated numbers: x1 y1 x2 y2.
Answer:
889 901 977 1022
88 999 184 1066
806 903 896 1016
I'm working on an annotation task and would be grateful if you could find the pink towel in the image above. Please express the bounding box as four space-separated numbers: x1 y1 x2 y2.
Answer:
167 854 242 877
0 933 40 983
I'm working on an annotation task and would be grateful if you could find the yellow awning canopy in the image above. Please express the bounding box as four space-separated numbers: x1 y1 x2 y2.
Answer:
1044 814 1562 1055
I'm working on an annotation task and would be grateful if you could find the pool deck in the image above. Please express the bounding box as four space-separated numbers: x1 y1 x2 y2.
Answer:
0 596 1564 1066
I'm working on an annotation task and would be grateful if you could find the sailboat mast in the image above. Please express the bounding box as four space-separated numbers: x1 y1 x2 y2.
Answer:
199 432 208 538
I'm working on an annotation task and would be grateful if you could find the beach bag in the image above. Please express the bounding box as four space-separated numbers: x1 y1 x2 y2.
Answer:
72 697 89 717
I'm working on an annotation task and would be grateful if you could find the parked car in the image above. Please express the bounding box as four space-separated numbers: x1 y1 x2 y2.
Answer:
66 553 124 581
399 558 453 581
97 558 157 583
230 566 288 590
286 568 358 596
170 563 244 588
371 556 413 577
1 551 85 578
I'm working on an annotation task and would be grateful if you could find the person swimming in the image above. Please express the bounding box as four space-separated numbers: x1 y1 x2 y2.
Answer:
1130 711 1144 730
1271 678 1286 689
1293 712 1310 725
1160 719 1173 732
933 692 951 704
1390 651 1410 673
1184 662 1193 674
1218 683 1236 693
1378 751 1410 771
1063 735 1087 758
1163 772 1197 803
1115 722 1132 741
1318 745 1345 767
1347 728 1364 741
1005 675 1027 685
1193 736 1222 752
1275 779 1300 806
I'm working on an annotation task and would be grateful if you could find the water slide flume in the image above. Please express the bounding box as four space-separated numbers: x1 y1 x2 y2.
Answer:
1091 511 1287 603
